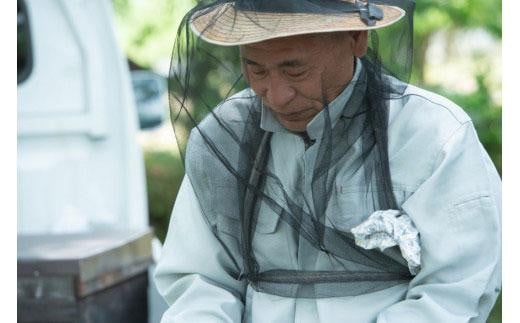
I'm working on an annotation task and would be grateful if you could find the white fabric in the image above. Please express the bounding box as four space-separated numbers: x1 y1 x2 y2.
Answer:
154 73 501 322
351 209 421 275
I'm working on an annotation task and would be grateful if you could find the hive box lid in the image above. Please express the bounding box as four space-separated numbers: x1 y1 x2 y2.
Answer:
18 229 153 298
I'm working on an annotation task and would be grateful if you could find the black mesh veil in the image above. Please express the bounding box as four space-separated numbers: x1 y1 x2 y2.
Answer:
169 0 416 298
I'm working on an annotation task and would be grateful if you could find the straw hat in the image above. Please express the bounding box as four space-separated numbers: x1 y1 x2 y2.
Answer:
189 1 406 46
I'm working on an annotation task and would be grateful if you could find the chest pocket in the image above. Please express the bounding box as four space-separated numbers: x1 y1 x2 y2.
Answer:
214 209 281 270
216 204 280 238
214 184 281 238
327 185 409 232
254 199 282 234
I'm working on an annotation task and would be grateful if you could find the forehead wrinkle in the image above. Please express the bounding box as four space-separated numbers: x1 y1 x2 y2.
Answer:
239 34 326 62
240 44 319 69
277 60 305 68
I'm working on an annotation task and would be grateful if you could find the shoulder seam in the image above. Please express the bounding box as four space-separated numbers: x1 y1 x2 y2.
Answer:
399 92 468 125
429 120 473 176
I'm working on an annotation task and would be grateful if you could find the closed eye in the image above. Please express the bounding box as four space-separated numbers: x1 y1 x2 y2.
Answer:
251 68 266 75
242 58 267 78
249 67 267 79
285 68 308 80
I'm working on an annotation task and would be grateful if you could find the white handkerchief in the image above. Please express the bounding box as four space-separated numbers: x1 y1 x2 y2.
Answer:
351 209 421 275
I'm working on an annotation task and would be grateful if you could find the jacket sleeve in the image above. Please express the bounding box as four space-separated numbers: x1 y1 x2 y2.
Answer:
377 122 501 323
154 176 246 323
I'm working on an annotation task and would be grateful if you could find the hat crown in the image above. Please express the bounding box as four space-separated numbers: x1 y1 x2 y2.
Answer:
233 0 383 25
234 0 358 13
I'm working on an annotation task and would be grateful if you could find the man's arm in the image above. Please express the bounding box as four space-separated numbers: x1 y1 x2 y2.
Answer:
154 176 246 323
378 122 501 323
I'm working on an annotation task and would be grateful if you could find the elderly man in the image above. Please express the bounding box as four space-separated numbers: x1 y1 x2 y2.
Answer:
155 0 501 322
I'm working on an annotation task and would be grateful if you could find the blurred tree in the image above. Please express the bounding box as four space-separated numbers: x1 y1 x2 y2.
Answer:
112 0 195 68
413 0 501 83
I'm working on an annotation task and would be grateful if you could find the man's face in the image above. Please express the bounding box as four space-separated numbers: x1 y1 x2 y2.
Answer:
240 32 367 132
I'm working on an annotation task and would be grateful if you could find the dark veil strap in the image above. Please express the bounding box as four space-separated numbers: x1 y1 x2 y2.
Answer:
239 127 412 289
240 131 271 281
172 0 417 298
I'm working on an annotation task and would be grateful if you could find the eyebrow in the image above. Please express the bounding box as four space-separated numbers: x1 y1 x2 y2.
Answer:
242 57 304 68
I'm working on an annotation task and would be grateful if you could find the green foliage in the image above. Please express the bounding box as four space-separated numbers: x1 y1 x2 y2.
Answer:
412 0 501 83
144 150 184 242
113 0 195 68
488 293 502 323
414 0 501 37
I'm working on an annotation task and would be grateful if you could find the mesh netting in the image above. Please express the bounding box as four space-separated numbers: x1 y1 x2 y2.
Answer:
169 0 416 298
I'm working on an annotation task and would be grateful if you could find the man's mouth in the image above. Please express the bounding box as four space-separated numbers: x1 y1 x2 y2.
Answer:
276 108 314 121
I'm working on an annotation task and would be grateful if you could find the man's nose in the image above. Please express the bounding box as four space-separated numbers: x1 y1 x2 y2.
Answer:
265 76 296 108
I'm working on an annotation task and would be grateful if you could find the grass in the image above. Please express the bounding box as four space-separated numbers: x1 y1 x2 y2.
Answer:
144 149 184 242
488 293 501 323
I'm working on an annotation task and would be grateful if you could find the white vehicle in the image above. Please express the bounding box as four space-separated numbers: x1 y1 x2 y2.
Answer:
17 0 167 321
17 0 152 234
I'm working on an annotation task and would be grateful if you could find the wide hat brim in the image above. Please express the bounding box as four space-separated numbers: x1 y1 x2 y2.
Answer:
189 2 406 46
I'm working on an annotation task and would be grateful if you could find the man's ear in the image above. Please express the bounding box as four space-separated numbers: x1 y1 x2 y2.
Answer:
349 31 368 57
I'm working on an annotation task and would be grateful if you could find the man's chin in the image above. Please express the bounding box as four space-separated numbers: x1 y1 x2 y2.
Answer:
274 109 317 132
278 119 308 133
